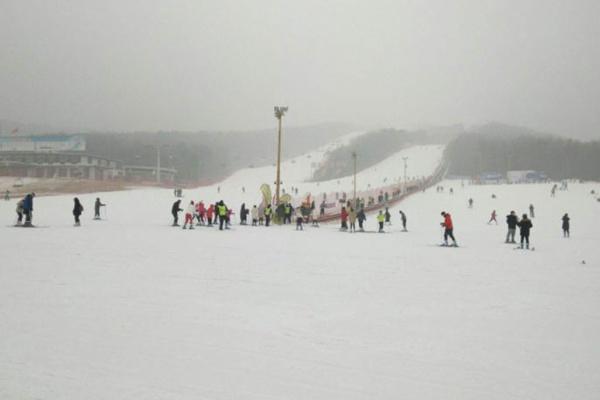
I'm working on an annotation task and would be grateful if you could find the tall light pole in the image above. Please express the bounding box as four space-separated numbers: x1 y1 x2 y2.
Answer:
352 151 357 207
274 106 288 205
156 145 161 184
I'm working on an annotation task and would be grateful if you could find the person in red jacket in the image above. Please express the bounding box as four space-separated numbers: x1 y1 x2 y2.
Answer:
206 204 214 226
340 206 348 230
441 211 458 247
196 201 206 225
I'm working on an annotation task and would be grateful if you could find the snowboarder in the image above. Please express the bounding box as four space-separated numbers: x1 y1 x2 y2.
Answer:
73 197 84 226
357 208 366 231
440 211 458 247
488 210 497 224
398 210 407 231
251 205 258 226
517 214 533 249
94 198 106 220
348 207 357 232
562 213 570 238
377 210 385 232
529 204 535 218
384 207 391 225
505 211 518 243
171 199 183 226
183 200 195 229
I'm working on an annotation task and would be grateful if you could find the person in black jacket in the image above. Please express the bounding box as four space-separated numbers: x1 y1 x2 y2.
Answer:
171 199 183 226
399 210 407 231
517 214 533 249
73 197 84 226
562 213 570 238
505 210 518 243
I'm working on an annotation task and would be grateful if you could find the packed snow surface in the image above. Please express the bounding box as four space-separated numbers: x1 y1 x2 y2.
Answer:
1 139 599 399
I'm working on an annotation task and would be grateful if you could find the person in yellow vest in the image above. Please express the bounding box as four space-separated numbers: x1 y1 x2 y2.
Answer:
377 210 385 233
264 204 273 226
217 200 228 230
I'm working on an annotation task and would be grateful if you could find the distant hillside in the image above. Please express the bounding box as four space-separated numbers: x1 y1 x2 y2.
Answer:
445 123 600 181
83 123 355 183
312 128 455 181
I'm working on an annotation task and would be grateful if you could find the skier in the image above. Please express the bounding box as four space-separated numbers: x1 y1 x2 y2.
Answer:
206 204 214 226
357 208 366 231
348 207 357 232
340 206 348 230
562 213 570 238
377 210 385 232
488 210 498 224
22 193 35 226
398 210 407 231
384 207 391 225
240 203 247 225
4 190 10 201
319 201 326 218
311 207 319 227
217 200 228 230
529 204 535 218
258 203 265 225
505 211 518 243
94 198 106 220
73 197 84 226
196 201 206 225
171 199 183 226
468 198 473 208
551 184 557 197
264 204 273 226
440 211 458 247
182 200 195 229
251 205 258 226
15 198 24 225
517 214 533 249
295 207 304 231
284 203 292 224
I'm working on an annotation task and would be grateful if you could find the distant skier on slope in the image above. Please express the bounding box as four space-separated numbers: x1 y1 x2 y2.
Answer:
73 197 84 226
384 207 391 225
488 210 497 224
94 198 105 220
357 207 366 231
468 198 473 208
505 211 518 243
377 210 385 232
348 207 357 233
562 213 570 238
398 210 407 231
529 204 535 218
517 214 533 249
171 199 183 226
440 211 458 247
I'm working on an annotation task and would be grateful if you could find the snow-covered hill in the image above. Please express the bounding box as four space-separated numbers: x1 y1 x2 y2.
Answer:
1 140 599 399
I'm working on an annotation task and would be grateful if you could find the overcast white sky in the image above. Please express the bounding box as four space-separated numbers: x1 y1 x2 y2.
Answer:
1 0 599 138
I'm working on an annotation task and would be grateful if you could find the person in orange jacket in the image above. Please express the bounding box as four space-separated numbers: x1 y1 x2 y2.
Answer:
441 211 458 247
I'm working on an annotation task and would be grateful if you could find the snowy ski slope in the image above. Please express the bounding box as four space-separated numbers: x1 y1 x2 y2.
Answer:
1 138 599 399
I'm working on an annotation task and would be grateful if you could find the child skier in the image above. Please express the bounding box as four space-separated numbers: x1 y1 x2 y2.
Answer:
488 210 497 224
183 200 195 229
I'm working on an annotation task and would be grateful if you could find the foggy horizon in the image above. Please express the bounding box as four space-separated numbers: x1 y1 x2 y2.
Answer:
2 1 599 139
